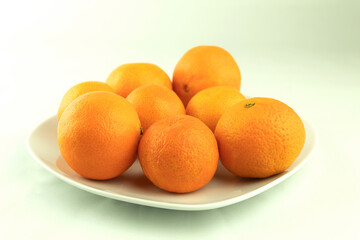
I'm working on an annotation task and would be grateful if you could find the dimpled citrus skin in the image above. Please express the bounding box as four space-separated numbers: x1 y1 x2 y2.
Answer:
57 81 114 120
186 86 246 132
215 97 305 178
58 91 141 180
139 115 219 193
126 84 185 133
106 63 172 97
173 46 241 106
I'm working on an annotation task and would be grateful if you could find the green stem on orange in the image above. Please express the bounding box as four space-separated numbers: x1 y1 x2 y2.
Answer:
245 102 255 108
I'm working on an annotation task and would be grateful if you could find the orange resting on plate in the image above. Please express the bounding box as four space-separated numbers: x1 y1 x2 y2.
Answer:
215 97 306 178
58 91 141 180
138 115 219 193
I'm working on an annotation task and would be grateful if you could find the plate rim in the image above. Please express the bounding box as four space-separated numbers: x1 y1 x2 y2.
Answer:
26 115 317 211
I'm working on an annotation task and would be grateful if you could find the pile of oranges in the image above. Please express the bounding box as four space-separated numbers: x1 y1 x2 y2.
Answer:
57 46 306 193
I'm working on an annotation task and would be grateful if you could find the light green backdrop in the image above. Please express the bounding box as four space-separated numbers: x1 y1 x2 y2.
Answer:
0 0 359 239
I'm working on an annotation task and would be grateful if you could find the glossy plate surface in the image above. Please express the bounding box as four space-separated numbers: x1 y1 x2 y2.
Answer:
27 115 316 211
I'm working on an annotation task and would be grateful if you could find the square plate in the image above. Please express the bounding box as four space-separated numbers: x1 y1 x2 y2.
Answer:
27 115 316 211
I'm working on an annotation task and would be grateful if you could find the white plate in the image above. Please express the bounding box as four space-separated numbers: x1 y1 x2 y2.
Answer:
27 115 317 211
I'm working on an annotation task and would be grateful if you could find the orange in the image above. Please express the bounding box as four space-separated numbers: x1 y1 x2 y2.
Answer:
105 63 172 97
57 81 114 120
173 46 241 106
126 84 185 133
186 86 246 132
58 91 141 180
215 97 305 178
139 115 219 193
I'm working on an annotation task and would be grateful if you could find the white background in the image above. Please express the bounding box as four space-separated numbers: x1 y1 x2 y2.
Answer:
1 0 359 239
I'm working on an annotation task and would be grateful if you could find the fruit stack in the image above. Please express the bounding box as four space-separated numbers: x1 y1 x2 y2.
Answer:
57 46 305 193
